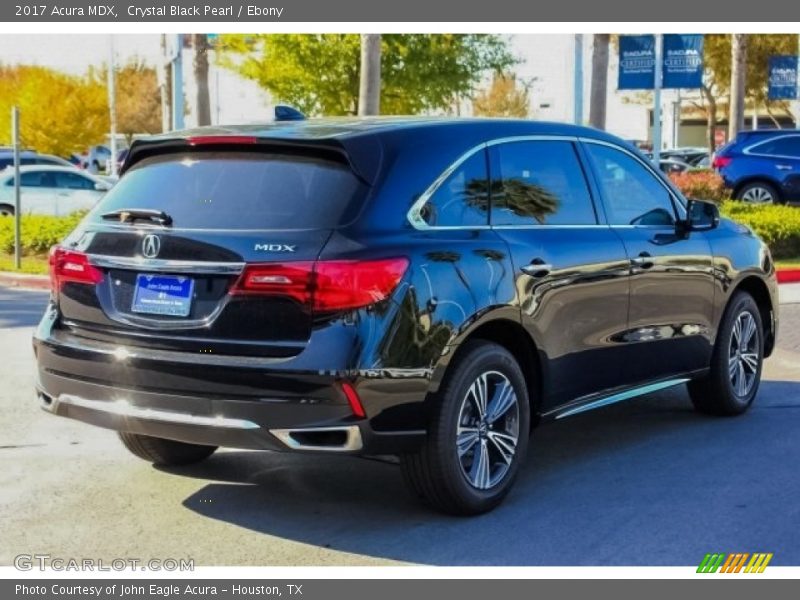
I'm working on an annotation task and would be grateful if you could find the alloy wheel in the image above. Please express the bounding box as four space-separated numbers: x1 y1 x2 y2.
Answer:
729 311 760 398
741 186 774 204
456 370 520 490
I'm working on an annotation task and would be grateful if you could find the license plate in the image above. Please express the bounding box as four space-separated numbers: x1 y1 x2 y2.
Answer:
131 274 194 317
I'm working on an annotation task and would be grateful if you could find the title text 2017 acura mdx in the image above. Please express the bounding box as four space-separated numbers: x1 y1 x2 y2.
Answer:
34 117 778 514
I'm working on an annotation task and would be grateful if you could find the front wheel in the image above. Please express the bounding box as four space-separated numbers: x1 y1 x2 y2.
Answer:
401 340 530 515
0 204 14 217
736 181 780 204
688 291 764 416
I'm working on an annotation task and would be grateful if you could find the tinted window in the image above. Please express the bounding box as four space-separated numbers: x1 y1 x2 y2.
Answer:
419 150 489 227
585 143 676 226
751 135 800 157
491 141 596 226
55 172 95 190
90 152 367 230
9 171 58 188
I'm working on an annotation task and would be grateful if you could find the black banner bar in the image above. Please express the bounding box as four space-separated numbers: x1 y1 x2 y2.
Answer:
2 0 800 22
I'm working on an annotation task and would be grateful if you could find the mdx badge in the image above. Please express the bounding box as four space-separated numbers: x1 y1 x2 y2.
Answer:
254 244 296 252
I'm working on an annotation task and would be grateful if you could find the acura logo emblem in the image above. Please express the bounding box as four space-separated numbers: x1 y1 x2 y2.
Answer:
142 234 161 259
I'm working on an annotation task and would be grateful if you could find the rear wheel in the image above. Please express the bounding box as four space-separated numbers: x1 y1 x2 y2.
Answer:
736 181 780 204
118 432 217 466
0 204 14 217
401 340 530 515
688 291 764 416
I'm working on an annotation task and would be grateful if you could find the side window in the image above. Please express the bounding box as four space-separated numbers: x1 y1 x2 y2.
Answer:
490 141 596 226
585 143 676 226
419 150 489 228
55 172 95 190
18 172 47 188
751 136 800 157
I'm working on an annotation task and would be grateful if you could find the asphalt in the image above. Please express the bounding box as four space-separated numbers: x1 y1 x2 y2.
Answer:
1 285 799 566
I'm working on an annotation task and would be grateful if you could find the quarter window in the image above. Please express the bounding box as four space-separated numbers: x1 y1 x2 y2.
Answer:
750 135 800 157
419 150 490 228
585 143 676 226
490 141 596 226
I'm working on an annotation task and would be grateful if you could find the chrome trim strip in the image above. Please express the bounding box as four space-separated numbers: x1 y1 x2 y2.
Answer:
88 254 245 275
270 425 364 452
554 378 690 420
53 394 261 429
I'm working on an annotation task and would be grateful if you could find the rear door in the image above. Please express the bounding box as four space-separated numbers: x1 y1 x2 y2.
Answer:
54 147 369 358
744 134 800 202
488 139 631 409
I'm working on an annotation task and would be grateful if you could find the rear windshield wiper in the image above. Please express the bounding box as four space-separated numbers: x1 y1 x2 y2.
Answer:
101 208 173 226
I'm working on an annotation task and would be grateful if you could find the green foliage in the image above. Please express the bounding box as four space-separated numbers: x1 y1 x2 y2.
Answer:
669 169 729 203
0 212 85 255
721 202 800 259
216 34 518 116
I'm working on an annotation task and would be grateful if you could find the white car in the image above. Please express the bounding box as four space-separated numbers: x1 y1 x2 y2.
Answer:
0 166 113 217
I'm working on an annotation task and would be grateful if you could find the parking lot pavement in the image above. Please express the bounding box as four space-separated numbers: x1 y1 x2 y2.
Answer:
1 286 799 567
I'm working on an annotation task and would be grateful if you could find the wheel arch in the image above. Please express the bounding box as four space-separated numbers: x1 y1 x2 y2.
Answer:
729 275 776 357
429 318 544 423
733 177 782 202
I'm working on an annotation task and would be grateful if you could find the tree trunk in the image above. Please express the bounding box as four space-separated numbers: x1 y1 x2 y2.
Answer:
728 34 747 141
193 34 211 126
589 34 610 130
358 34 381 116
702 84 717 155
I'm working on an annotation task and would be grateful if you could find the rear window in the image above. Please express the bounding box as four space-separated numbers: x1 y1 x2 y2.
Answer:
89 151 367 230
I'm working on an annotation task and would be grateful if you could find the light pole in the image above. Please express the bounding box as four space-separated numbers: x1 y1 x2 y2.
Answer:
573 34 584 125
652 34 663 165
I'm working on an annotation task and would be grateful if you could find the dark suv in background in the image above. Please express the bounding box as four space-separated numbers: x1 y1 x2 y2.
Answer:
35 117 778 514
714 129 800 204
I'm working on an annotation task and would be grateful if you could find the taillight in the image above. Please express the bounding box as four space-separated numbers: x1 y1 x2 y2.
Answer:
712 155 732 169
340 381 366 418
49 246 103 292
186 135 258 146
231 258 409 312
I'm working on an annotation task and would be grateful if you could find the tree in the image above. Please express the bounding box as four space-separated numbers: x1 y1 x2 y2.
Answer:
109 60 162 145
728 34 747 140
358 34 381 116
0 65 107 156
694 34 797 152
217 34 517 116
589 34 610 129
472 73 530 117
193 34 212 126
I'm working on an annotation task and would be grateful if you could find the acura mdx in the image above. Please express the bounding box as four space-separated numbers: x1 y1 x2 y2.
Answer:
34 117 779 514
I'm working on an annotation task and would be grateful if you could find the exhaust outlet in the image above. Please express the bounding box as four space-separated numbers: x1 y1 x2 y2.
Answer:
270 425 363 452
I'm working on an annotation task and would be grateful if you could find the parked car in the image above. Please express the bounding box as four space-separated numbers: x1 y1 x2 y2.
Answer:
79 145 112 173
662 147 709 167
658 157 692 174
0 165 112 216
0 150 75 170
713 129 800 203
35 117 778 515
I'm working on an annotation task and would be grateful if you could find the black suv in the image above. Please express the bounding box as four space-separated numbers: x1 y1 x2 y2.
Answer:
34 117 778 515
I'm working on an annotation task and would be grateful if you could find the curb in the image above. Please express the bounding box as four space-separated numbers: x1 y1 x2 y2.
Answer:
777 268 800 284
0 272 50 290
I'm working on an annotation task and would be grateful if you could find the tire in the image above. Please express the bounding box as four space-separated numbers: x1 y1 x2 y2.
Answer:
688 291 764 416
736 181 780 204
118 432 217 466
401 340 531 515
0 204 14 217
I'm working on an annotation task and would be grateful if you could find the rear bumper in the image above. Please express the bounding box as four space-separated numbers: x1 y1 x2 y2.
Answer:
33 318 427 455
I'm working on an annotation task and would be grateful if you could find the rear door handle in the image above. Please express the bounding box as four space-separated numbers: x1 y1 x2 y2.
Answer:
520 259 553 278
776 164 793 171
631 252 654 269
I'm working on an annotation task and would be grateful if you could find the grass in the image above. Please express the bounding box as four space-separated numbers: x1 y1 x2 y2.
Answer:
0 253 49 275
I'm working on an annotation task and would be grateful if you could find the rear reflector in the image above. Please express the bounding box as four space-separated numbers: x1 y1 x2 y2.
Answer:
49 246 103 291
340 382 366 418
231 257 409 312
186 135 258 146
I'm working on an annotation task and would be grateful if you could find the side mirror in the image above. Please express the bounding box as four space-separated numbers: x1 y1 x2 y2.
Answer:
681 198 720 234
94 181 111 192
